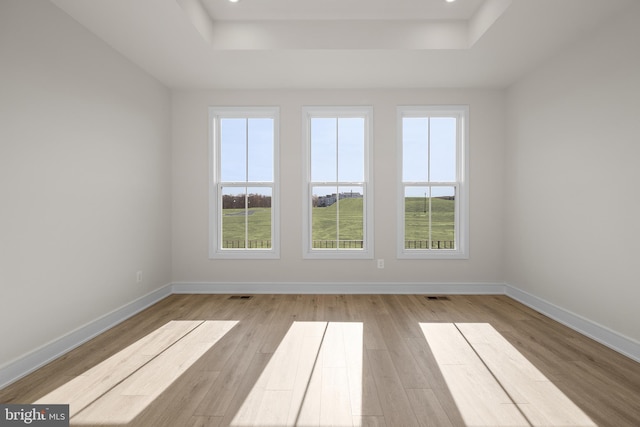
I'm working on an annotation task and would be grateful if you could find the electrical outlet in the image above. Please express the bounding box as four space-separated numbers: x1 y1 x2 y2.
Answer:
377 259 384 269
136 271 142 283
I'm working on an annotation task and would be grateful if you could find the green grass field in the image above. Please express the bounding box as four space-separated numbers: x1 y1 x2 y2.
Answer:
404 196 455 246
312 198 363 242
221 207 272 248
220 197 455 248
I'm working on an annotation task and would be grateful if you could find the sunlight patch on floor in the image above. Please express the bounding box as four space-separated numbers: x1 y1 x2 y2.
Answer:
36 320 238 425
230 321 364 427
420 323 597 427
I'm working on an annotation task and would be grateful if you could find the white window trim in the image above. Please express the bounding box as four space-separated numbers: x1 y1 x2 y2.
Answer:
396 105 469 260
302 106 374 259
209 106 280 259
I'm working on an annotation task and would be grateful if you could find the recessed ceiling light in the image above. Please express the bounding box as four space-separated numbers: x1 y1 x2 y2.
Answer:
229 0 239 3
446 0 456 3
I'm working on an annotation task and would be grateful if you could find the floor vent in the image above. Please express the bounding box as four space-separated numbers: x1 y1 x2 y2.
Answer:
425 296 450 301
228 295 254 300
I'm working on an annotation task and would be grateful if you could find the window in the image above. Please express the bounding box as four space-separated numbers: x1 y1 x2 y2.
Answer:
302 106 373 259
209 107 279 259
398 106 468 259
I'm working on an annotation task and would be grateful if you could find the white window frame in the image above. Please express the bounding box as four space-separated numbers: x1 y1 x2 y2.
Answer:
302 106 374 259
397 105 469 259
209 107 280 259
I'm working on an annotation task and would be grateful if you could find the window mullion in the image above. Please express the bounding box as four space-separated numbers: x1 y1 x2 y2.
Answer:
218 182 224 251
245 118 249 249
426 118 432 249
335 118 340 246
428 187 433 249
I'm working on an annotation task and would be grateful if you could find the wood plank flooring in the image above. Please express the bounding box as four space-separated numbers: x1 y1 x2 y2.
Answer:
1 294 638 426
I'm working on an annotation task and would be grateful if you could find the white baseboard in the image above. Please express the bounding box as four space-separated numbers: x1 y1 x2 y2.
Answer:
505 284 640 363
171 281 506 295
3 281 638 390
0 284 172 390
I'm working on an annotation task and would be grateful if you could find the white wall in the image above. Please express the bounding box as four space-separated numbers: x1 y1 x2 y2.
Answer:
0 0 172 369
505 4 640 342
172 89 505 287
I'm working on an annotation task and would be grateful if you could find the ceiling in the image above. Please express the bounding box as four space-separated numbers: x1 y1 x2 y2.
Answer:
199 0 485 21
50 0 633 90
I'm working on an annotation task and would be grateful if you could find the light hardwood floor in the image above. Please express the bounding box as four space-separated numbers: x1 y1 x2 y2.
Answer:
1 295 638 426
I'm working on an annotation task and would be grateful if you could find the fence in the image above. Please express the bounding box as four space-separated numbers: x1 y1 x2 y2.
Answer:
405 240 455 249
223 240 271 249
312 240 364 249
223 239 454 249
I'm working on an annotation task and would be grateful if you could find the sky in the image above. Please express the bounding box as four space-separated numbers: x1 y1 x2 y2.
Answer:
217 115 457 199
403 117 456 197
310 117 365 197
219 118 274 197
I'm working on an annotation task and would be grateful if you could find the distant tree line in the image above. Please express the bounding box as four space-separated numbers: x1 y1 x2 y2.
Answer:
222 194 271 209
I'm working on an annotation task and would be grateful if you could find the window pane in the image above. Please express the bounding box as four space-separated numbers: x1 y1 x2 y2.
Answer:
220 118 247 182
211 107 279 258
404 187 430 249
338 118 365 182
431 186 456 249
404 186 456 250
337 186 364 248
312 185 338 248
429 118 456 182
247 187 272 248
221 187 246 248
305 107 371 257
311 118 337 182
398 106 466 258
247 118 274 182
402 117 429 182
